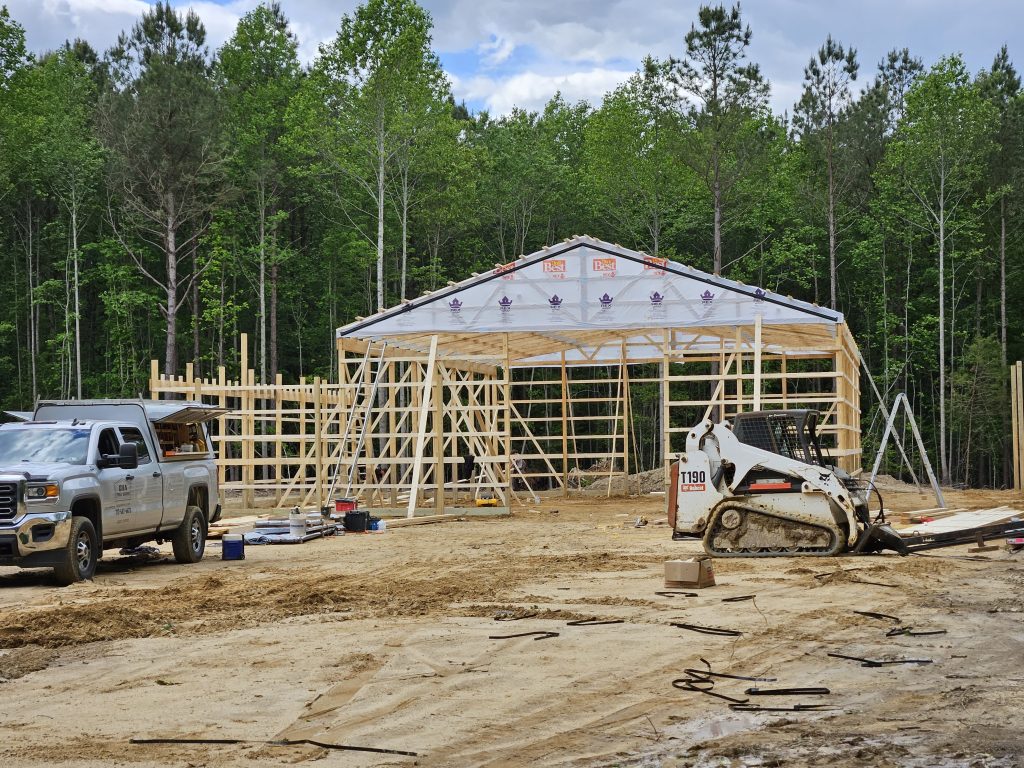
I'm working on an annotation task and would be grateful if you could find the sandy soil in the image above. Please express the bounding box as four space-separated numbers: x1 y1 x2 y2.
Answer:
1 488 1023 767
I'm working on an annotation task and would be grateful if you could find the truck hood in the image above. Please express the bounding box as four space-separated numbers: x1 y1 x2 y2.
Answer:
0 462 78 480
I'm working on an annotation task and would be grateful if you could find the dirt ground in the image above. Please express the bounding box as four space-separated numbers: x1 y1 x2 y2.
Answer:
1 486 1023 767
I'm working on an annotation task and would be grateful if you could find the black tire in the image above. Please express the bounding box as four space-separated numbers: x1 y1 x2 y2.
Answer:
171 505 207 564
53 516 98 586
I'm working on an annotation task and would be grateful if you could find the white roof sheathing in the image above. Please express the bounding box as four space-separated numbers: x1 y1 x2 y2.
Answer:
337 236 844 366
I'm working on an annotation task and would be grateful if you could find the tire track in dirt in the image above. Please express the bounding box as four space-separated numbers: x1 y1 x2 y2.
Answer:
0 551 662 649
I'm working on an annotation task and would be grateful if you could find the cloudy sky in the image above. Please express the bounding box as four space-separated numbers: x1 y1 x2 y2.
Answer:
5 0 1021 115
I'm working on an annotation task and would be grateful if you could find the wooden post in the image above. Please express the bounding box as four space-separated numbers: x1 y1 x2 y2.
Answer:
216 365 227 491
734 326 743 416
781 355 789 409
1011 362 1019 491
314 376 323 507
407 335 438 518
149 359 160 398
560 351 569 497
503 333 512 506
1015 361 1024 491
661 329 671 473
753 314 763 410
433 360 445 513
274 372 283 503
239 334 254 509
387 361 398 507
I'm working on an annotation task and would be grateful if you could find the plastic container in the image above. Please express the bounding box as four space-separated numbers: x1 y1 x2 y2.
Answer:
289 510 307 537
344 511 369 532
375 519 387 533
222 533 245 560
334 498 357 513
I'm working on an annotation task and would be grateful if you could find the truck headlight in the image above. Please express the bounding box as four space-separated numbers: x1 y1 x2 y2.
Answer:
25 483 59 501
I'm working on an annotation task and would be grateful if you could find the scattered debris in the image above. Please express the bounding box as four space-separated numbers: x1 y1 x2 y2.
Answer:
729 703 837 712
129 737 419 757
827 652 932 668
488 631 559 641
745 686 831 696
853 610 902 624
565 618 625 627
670 621 742 637
885 626 947 638
493 611 539 622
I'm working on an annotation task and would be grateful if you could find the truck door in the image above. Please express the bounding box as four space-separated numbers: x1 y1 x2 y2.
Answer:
117 426 163 532
94 427 135 537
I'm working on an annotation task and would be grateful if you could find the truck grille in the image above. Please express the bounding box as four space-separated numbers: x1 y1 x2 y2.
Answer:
0 482 18 521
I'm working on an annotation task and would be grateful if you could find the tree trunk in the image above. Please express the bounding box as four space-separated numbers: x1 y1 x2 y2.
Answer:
1000 196 1010 487
164 195 178 376
1000 197 1007 365
71 201 82 399
217 264 225 369
270 261 278 381
191 245 200 374
712 152 722 275
26 199 37 403
938 195 948 485
376 137 386 312
827 146 837 310
400 187 408 301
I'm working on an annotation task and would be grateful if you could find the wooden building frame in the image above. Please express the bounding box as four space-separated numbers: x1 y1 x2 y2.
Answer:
151 236 861 514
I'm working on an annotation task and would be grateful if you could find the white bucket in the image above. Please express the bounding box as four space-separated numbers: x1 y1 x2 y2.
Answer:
289 510 307 537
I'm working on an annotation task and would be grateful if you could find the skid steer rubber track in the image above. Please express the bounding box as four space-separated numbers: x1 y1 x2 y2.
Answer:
703 501 845 557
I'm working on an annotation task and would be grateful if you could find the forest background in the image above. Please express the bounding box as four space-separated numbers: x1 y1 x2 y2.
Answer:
0 1 1020 487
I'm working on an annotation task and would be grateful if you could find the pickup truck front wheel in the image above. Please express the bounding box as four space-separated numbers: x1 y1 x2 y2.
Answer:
53 516 98 586
172 506 207 564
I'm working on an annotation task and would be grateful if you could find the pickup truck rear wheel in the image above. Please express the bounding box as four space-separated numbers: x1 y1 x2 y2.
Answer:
53 516 98 586
172 505 207 564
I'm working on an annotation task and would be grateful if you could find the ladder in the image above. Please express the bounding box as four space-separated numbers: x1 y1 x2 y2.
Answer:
322 343 389 506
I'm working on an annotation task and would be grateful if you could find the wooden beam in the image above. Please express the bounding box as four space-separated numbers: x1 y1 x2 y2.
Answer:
753 313 763 410
406 335 438 518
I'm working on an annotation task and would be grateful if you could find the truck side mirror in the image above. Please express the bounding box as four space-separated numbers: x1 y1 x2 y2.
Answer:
118 442 139 470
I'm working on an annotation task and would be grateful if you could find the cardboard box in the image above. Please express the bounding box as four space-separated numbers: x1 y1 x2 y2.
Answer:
665 557 716 588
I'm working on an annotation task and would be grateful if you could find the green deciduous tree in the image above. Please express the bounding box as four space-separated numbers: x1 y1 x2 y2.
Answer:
218 1 301 382
99 1 227 375
667 2 768 274
297 0 446 311
792 36 858 309
877 55 998 483
585 61 687 256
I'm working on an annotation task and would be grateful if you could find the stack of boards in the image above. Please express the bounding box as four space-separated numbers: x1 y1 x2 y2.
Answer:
208 511 337 545
894 505 1022 535
246 511 337 544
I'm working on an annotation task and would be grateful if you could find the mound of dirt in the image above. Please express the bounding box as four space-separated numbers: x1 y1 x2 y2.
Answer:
584 466 666 496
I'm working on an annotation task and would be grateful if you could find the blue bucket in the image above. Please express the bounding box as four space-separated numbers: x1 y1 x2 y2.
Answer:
222 533 245 560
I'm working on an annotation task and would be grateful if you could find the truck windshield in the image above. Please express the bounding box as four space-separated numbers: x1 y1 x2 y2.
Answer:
0 428 90 465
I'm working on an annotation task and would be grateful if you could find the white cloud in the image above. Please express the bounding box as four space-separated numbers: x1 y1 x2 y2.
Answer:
477 33 516 66
455 67 633 115
6 0 1022 119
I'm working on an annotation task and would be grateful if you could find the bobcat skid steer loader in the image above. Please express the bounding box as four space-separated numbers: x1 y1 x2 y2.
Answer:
668 410 907 557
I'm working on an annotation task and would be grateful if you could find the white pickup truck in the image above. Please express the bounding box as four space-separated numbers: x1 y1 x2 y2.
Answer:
0 400 226 584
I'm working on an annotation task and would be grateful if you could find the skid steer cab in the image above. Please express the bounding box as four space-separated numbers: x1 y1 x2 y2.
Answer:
667 410 907 557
